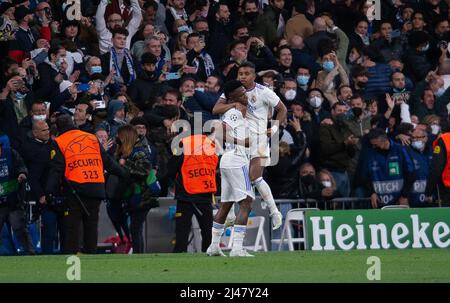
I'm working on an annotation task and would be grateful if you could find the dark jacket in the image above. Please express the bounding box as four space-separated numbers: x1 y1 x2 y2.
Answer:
403 48 432 83
319 121 356 172
45 127 128 199
128 71 163 110
304 31 331 59
36 62 66 101
19 133 52 201
184 91 220 122
0 94 33 149
100 51 138 87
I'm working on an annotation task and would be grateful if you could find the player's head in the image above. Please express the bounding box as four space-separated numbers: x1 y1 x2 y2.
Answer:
223 80 248 106
237 61 256 88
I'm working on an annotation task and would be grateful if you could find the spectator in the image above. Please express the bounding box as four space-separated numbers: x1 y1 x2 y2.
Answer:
304 16 330 59
319 101 358 197
95 0 142 54
128 52 162 111
284 2 313 41
404 30 433 83
73 102 94 133
313 49 349 106
98 99 127 139
240 0 276 47
114 125 158 253
100 28 137 94
130 23 155 61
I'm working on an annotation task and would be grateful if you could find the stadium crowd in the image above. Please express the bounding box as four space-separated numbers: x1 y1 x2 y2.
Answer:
1 0 450 255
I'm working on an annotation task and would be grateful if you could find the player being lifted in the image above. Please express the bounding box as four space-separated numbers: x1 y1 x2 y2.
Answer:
212 62 287 230
207 80 255 257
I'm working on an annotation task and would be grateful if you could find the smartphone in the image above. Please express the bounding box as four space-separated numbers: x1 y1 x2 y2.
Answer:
166 72 181 80
390 29 401 38
94 100 106 109
76 83 91 92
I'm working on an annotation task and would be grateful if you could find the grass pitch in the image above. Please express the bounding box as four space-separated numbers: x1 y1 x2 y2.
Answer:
0 249 449 283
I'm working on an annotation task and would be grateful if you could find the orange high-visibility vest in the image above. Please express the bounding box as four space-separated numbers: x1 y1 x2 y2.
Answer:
180 135 218 194
433 132 450 187
55 129 105 184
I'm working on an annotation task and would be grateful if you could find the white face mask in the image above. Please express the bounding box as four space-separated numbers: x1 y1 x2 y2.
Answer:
322 181 332 188
309 96 323 108
431 124 441 135
284 89 296 101
33 115 47 121
435 87 445 97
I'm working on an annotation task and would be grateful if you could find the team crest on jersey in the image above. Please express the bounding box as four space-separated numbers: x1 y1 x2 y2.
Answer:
251 95 256 103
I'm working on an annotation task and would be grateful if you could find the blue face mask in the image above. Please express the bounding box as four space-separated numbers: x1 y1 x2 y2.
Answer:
195 87 205 93
322 61 335 72
15 92 26 100
297 75 310 86
411 140 424 151
177 25 190 33
91 66 102 74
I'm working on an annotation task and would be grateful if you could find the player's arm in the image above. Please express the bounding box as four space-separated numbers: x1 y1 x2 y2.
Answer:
274 99 288 126
212 97 239 115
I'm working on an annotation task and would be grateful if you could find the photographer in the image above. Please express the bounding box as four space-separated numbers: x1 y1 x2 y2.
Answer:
0 132 35 255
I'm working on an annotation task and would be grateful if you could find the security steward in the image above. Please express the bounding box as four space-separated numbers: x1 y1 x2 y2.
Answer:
167 123 218 253
46 115 128 254
425 129 450 207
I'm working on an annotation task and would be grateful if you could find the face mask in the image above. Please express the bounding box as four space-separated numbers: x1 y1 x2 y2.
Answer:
322 61 335 72
322 181 332 188
301 174 315 186
91 66 102 74
198 30 209 41
195 87 205 93
431 124 441 135
420 43 430 52
334 113 347 124
55 58 65 68
172 64 182 71
309 96 323 108
352 107 363 117
393 87 406 93
284 89 296 101
245 12 259 22
15 91 26 100
435 87 445 97
411 140 424 151
297 75 310 86
177 25 190 33
33 115 47 121
358 81 367 88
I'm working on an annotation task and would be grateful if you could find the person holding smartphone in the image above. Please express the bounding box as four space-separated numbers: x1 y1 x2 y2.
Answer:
372 20 405 63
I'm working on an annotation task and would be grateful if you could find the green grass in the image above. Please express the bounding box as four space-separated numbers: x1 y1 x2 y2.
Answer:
0 249 449 283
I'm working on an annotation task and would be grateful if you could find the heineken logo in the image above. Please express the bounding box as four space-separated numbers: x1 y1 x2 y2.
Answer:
306 209 450 251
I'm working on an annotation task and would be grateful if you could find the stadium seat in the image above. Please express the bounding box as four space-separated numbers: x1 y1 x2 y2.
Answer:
381 205 410 210
272 208 319 251
224 216 268 252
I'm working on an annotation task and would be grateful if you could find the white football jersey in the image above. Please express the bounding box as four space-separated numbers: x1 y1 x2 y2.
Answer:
220 83 281 134
220 108 250 169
